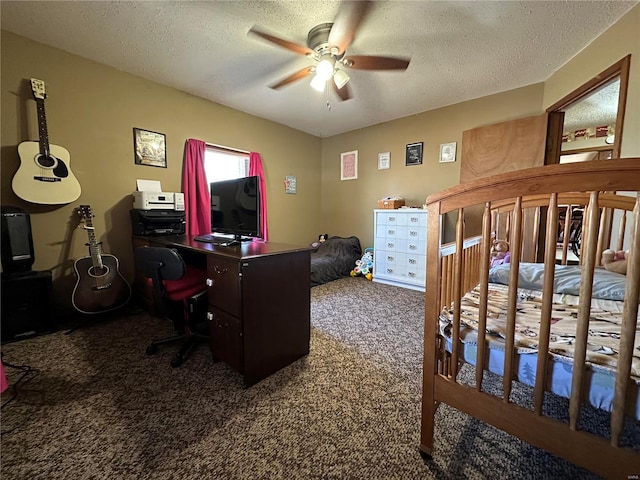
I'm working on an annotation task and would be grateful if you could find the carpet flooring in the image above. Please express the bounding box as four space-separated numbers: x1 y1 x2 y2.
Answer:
1 277 636 479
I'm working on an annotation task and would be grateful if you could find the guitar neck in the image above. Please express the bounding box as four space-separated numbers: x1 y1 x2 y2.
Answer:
84 224 104 268
35 98 50 157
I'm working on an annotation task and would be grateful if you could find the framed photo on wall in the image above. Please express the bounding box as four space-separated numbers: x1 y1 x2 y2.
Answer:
341 150 358 180
133 128 167 168
405 142 423 166
378 152 390 170
439 142 457 163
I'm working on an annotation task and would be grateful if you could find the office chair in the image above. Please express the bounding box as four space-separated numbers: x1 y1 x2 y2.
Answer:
134 246 209 367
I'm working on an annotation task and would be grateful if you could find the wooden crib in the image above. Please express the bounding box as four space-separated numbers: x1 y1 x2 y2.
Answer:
420 158 640 478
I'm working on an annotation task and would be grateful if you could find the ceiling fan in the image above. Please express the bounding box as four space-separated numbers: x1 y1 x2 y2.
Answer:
248 1 410 101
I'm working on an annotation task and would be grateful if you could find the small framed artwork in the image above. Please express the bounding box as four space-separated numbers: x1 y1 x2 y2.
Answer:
341 150 358 180
378 152 390 170
405 142 423 166
284 175 297 194
133 128 167 168
439 142 457 163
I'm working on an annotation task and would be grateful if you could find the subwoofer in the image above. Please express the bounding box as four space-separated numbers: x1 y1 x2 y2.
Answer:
1 206 35 274
1 271 56 343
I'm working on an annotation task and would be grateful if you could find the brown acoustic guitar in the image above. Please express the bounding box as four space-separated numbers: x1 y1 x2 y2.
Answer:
72 205 131 314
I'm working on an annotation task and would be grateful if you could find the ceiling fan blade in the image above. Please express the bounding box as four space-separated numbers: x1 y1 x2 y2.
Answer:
344 55 410 70
269 66 315 89
332 81 352 101
249 26 313 56
328 0 371 55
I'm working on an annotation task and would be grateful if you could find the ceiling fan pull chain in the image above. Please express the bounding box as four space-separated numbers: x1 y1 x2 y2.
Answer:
326 83 331 111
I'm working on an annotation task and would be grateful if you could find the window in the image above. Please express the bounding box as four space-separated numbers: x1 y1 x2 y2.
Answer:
204 146 249 185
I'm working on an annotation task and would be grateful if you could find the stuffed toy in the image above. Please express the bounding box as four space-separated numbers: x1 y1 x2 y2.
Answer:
490 239 510 268
311 233 329 248
601 248 628 275
350 249 374 281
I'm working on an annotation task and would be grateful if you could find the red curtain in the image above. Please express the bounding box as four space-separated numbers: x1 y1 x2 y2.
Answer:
249 152 269 241
182 139 211 236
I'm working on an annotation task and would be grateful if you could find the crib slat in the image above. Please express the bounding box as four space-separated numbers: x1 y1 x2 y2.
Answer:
534 193 559 414
610 193 640 446
560 205 572 265
476 202 492 391
569 191 600 430
616 210 627 252
451 208 465 380
504 196 523 402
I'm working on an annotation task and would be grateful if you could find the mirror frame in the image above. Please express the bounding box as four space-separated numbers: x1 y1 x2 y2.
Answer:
546 55 630 160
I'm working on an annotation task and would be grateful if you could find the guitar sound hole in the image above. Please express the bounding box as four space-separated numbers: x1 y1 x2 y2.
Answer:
36 154 56 168
89 265 110 278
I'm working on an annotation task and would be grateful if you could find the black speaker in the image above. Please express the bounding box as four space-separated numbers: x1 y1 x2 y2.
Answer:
1 206 35 274
1 271 56 343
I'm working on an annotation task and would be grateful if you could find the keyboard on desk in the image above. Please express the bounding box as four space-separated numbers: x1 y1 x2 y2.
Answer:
193 234 236 246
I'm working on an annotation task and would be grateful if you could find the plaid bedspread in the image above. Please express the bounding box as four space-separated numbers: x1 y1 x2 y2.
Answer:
440 283 640 379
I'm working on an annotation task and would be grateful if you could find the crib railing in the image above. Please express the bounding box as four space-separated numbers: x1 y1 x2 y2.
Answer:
435 190 640 449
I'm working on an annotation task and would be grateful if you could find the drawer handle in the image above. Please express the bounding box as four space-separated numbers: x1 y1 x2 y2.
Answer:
386 268 394 274
387 242 394 248
408 272 416 278
207 311 229 328
214 265 227 275
389 217 396 222
206 278 215 287
409 244 417 250
387 229 395 235
410 217 419 223
387 256 394 262
409 258 417 264
409 230 418 236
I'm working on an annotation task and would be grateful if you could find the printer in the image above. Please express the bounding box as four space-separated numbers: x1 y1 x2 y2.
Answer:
132 191 184 211
130 209 185 236
131 180 186 236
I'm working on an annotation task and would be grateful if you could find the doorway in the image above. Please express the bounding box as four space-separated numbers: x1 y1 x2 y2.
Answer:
546 55 631 163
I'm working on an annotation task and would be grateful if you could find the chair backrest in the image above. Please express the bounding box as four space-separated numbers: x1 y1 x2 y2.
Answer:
134 246 187 317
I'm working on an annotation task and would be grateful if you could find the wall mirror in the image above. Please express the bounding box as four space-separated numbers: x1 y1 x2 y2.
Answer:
547 55 630 163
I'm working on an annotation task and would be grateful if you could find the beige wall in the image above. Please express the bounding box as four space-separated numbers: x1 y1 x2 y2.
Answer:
543 4 640 158
321 84 545 248
1 31 321 303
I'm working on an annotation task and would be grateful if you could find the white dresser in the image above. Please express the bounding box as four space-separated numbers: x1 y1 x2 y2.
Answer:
373 208 427 291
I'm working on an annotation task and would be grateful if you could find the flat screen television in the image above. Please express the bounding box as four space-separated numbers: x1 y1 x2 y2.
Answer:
210 176 261 241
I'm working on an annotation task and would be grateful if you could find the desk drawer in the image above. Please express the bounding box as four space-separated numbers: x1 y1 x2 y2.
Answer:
207 256 241 317
208 306 242 373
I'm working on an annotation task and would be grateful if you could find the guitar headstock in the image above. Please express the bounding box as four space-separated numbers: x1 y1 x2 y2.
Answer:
30 78 46 100
78 205 94 227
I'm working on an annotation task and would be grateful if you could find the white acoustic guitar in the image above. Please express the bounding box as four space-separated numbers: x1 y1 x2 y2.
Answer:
12 78 81 205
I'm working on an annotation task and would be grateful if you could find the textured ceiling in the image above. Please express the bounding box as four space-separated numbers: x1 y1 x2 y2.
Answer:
1 1 635 138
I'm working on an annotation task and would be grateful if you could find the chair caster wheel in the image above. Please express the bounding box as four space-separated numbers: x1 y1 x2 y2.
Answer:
171 355 183 368
146 344 158 355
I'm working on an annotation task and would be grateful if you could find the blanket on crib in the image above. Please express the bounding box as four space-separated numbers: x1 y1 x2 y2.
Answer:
440 282 640 379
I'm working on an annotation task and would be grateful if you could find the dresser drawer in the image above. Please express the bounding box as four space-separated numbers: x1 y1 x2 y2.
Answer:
208 306 242 372
207 256 241 317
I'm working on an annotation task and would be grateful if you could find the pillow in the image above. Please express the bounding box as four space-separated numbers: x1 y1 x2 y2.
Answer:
488 263 628 302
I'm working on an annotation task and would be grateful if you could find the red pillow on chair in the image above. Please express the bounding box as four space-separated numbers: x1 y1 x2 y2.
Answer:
146 266 207 301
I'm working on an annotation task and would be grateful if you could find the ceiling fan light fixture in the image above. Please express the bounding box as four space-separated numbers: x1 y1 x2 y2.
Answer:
310 74 327 92
315 57 335 81
333 69 350 89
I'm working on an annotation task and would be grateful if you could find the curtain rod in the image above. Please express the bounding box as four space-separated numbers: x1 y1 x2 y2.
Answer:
206 142 250 155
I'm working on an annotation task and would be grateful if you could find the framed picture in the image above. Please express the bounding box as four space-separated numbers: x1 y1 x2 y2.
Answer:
378 152 390 170
439 142 457 163
340 150 358 180
284 175 297 194
133 128 166 168
405 142 423 166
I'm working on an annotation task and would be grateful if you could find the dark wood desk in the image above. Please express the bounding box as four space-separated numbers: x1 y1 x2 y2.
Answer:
133 235 312 386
